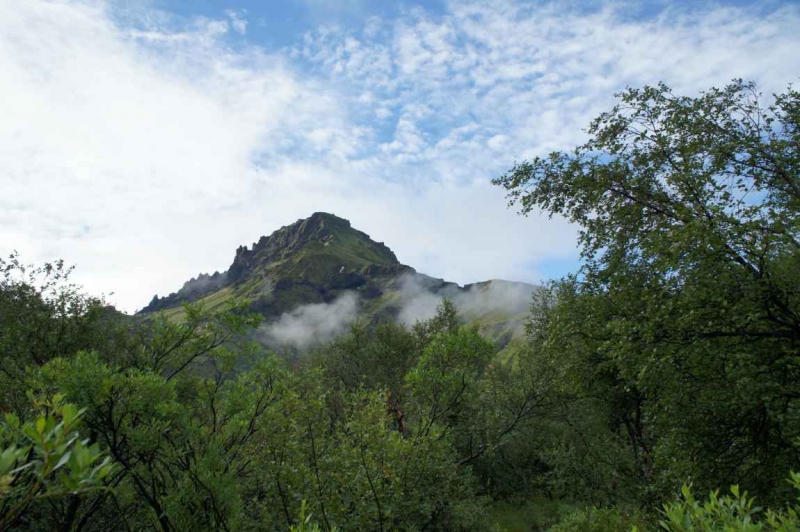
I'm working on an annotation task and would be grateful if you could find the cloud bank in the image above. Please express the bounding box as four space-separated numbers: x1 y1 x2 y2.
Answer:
395 274 537 326
260 292 359 349
260 277 535 349
1 0 798 311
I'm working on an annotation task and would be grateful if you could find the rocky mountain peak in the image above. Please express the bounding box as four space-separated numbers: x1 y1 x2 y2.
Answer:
226 212 399 284
140 213 406 313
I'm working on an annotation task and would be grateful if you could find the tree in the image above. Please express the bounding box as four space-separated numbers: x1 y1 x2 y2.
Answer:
34 301 270 532
494 80 800 501
659 475 800 532
0 253 119 414
0 395 114 532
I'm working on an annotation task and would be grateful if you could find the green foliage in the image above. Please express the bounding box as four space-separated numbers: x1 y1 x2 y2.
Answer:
495 80 800 502
1 273 520 530
37 345 282 531
659 478 800 532
548 507 652 532
0 395 114 531
313 321 416 396
405 322 493 435
244 303 508 531
543 475 800 532
487 497 580 532
288 500 339 532
251 386 482 531
0 252 121 413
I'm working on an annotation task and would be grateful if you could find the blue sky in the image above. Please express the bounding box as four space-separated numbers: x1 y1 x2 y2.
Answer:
150 0 446 46
1 0 799 312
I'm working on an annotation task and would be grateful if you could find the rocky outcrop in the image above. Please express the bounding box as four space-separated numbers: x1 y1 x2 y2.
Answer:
141 271 227 313
226 212 400 284
139 212 407 314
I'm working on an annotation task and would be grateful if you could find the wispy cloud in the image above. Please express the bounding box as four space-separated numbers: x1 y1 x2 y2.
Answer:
226 9 248 35
260 292 360 349
299 1 800 168
394 273 536 330
1 0 798 312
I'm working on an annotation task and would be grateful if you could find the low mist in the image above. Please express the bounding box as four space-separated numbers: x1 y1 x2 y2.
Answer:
396 274 537 326
260 292 359 350
260 276 537 350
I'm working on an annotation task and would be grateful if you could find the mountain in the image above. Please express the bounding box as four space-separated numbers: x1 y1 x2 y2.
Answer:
139 212 535 354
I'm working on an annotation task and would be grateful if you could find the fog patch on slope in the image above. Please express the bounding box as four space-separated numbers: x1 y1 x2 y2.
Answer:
396 275 452 325
261 292 359 349
396 274 536 326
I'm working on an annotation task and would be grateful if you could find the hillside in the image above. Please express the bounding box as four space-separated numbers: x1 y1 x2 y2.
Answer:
139 212 535 352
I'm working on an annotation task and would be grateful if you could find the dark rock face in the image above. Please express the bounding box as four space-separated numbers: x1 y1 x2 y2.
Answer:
358 286 384 299
362 264 406 276
329 272 367 290
228 246 253 285
226 212 400 285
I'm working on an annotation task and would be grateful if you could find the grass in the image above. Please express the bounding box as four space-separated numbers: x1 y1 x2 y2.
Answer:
160 287 236 322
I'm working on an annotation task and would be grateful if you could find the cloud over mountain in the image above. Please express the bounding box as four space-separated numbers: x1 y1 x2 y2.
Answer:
260 292 360 349
1 0 798 311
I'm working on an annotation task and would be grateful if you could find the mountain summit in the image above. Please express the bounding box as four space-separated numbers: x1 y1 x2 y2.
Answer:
141 212 535 353
141 212 411 315
227 212 406 285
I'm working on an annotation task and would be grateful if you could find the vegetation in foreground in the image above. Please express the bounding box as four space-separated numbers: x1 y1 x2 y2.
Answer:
1 78 799 530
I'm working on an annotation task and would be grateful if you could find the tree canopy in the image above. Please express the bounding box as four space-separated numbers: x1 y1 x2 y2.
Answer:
495 79 800 502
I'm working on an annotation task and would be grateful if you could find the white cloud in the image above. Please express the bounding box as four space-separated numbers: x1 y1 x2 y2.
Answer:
0 0 350 310
394 273 537 327
302 1 800 167
260 292 359 349
226 9 248 35
1 0 798 313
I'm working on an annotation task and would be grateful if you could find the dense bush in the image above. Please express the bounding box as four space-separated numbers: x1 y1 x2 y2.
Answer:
658 479 800 532
548 507 652 532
